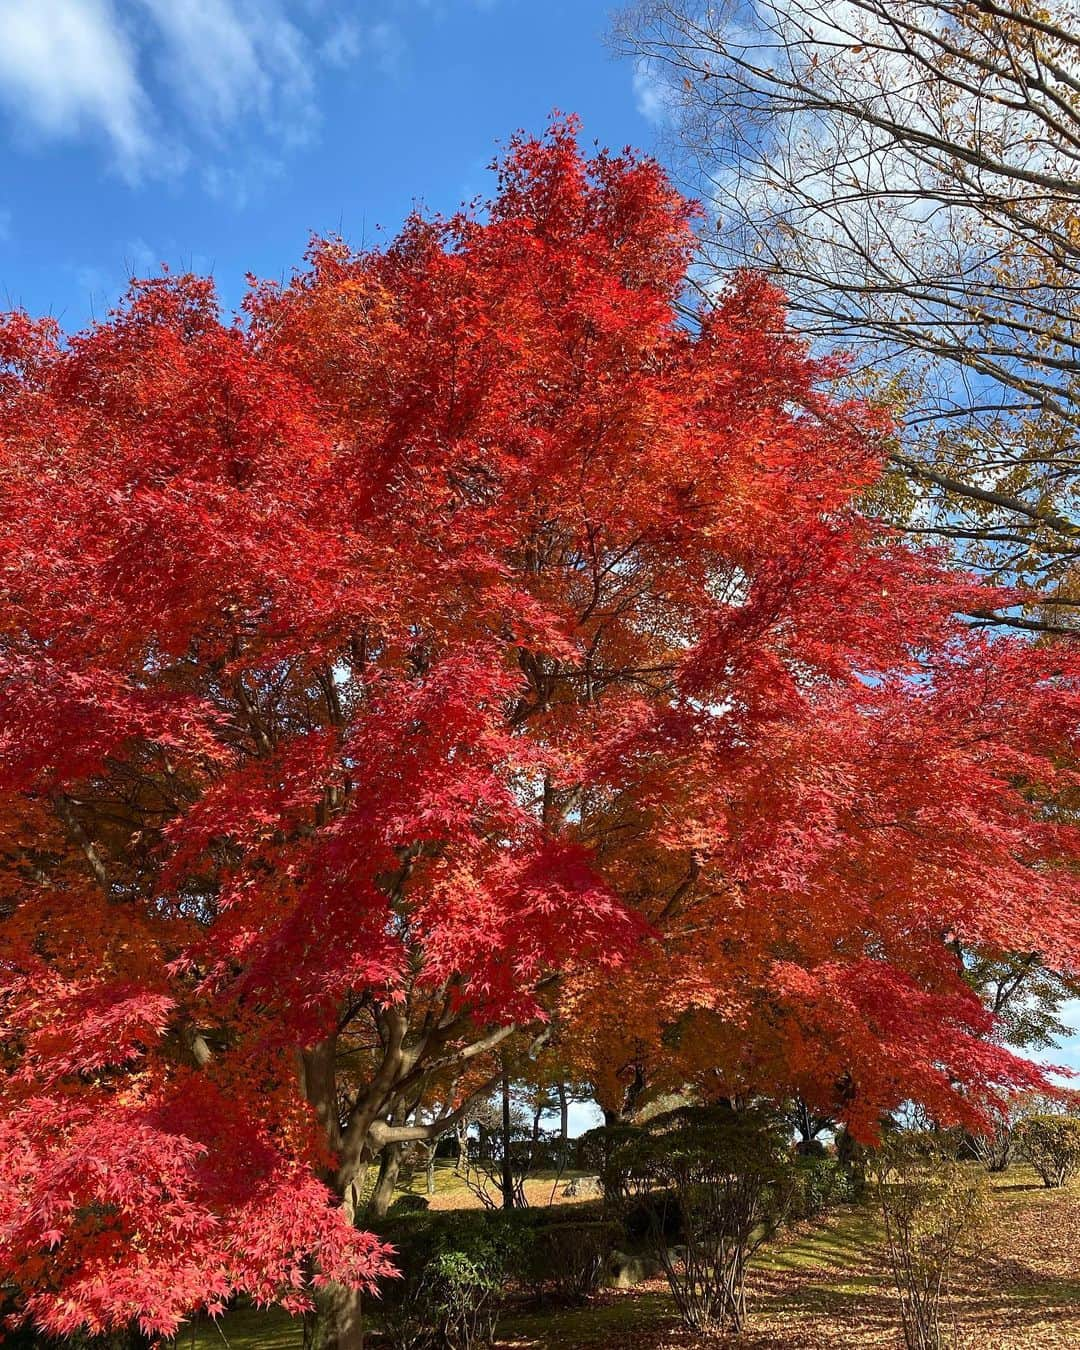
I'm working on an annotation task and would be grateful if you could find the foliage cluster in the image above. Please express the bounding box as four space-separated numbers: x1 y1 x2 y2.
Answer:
789 1156 863 1222
372 1200 619 1347
374 1211 531 1350
521 1220 618 1305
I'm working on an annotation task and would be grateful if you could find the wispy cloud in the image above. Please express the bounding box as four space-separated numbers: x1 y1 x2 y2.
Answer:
322 17 406 79
321 16 365 68
0 0 152 169
140 0 316 145
632 56 675 126
0 1 410 190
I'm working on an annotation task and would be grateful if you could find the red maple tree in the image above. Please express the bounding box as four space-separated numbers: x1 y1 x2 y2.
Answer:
1 121 1079 1346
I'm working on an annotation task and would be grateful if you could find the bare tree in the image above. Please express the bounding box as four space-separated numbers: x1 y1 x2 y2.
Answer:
618 0 1080 627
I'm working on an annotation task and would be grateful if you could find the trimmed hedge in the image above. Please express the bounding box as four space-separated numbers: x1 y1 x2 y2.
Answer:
790 1156 863 1221
523 1219 619 1304
374 1201 619 1347
375 1210 532 1349
388 1192 431 1216
369 1146 862 1346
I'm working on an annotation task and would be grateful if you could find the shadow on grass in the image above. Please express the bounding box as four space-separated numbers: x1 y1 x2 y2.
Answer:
169 1305 304 1349
755 1207 883 1275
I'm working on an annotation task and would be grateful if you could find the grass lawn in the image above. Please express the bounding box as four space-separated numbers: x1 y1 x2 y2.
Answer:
395 1158 599 1211
168 1165 1080 1348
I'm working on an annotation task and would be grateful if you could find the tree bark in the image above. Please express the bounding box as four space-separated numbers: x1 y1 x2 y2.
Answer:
367 1143 403 1219
312 1284 365 1350
501 1067 514 1210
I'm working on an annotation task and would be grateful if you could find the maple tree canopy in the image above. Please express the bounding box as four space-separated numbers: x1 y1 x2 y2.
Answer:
1 120 1079 1341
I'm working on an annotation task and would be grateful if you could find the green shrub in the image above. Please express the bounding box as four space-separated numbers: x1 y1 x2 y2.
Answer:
622 1190 683 1245
1015 1114 1080 1188
869 1131 989 1350
376 1210 532 1350
600 1106 796 1337
577 1123 641 1206
388 1192 431 1215
523 1219 618 1304
790 1157 863 1221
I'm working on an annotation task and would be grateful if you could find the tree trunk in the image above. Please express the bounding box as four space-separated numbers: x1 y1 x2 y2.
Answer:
311 1284 365 1350
794 1098 814 1155
367 1144 403 1219
558 1082 568 1142
501 1067 514 1210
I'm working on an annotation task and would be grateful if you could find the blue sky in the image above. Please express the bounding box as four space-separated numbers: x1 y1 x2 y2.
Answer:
0 0 663 327
0 0 1074 1107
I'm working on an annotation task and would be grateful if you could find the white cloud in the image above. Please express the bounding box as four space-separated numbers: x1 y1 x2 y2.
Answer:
139 0 315 145
321 16 408 78
367 21 406 79
321 16 364 67
632 56 674 126
123 236 157 277
0 1 410 186
0 0 151 171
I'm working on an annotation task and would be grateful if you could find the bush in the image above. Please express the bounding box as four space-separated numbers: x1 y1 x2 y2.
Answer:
577 1123 640 1206
523 1220 618 1304
622 1190 683 1245
376 1211 532 1350
790 1156 862 1221
600 1106 796 1338
388 1193 431 1215
869 1131 988 1350
1016 1114 1080 1188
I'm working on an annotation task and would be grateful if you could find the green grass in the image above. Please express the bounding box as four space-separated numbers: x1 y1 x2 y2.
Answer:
498 1291 674 1345
394 1157 470 1198
394 1157 594 1202
754 1206 882 1273
168 1304 303 1349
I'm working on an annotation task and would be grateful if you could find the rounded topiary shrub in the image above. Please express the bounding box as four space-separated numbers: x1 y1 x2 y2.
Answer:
600 1105 796 1338
790 1156 863 1221
524 1219 619 1304
388 1192 431 1215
